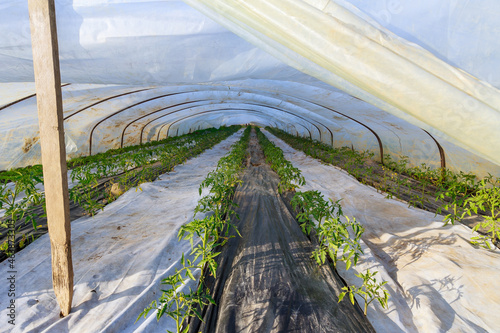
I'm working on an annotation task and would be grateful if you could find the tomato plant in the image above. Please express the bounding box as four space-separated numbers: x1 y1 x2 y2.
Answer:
267 127 499 249
0 126 241 260
339 269 389 315
259 128 389 316
255 128 305 192
139 126 251 332
462 174 500 249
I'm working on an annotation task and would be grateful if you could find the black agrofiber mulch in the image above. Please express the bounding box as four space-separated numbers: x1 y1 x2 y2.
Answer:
188 132 375 333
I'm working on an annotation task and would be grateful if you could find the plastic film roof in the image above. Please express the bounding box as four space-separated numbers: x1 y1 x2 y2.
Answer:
0 0 499 177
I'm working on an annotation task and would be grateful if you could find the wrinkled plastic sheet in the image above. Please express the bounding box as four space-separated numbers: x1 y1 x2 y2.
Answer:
1 82 498 179
183 0 500 166
0 130 243 333
263 129 500 333
188 132 375 332
1 1 499 166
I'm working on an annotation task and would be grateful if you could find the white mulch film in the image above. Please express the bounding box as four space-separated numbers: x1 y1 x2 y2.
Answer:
0 129 244 333
0 137 211 219
2 127 499 333
263 129 500 333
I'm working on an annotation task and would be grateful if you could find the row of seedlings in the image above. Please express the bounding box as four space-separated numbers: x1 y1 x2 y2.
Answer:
266 127 500 249
0 126 241 260
0 165 44 257
138 126 251 333
256 127 389 315
69 126 241 215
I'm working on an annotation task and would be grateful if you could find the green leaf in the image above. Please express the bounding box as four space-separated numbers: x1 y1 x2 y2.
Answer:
185 268 195 280
349 291 355 304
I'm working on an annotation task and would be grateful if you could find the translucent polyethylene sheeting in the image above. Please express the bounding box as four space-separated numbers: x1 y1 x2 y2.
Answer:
183 0 500 166
1 0 499 167
0 1 312 84
263 129 500 332
1 81 498 179
0 130 243 333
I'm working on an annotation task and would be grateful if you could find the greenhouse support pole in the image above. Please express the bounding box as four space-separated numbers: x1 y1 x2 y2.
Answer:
28 0 73 316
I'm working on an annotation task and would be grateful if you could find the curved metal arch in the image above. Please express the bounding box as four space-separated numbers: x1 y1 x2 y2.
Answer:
232 87 381 150
167 109 282 138
120 99 210 147
233 89 329 141
183 115 281 135
3 83 387 165
232 86 385 164
154 109 282 141
181 111 281 133
270 120 311 140
63 88 153 120
121 95 325 145
309 102 385 165
422 129 446 170
145 102 314 142
140 101 274 144
288 123 312 139
150 104 319 142
88 89 279 154
72 84 225 123
284 123 312 140
138 101 208 144
0 83 71 113
243 102 330 143
88 91 192 155
250 89 385 164
88 87 363 156
144 104 283 142
163 109 289 138
163 108 290 138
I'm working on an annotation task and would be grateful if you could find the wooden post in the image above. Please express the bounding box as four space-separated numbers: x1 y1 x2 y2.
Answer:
28 0 73 316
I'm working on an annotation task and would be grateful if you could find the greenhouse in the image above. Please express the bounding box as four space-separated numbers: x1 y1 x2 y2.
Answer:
0 0 499 332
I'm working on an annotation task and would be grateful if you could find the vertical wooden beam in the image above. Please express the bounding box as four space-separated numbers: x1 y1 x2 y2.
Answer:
28 0 73 316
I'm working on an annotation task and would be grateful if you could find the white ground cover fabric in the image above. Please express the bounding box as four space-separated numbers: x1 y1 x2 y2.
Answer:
263 129 500 333
0 130 243 333
2 82 498 180
1 1 499 169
